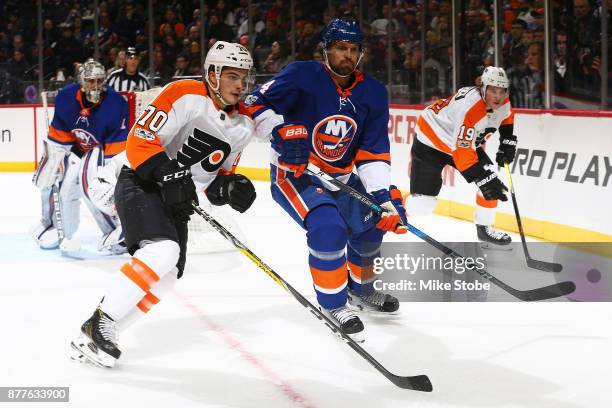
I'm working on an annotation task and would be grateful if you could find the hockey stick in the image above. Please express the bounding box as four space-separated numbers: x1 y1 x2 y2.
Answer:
305 165 575 301
503 163 563 272
191 202 433 392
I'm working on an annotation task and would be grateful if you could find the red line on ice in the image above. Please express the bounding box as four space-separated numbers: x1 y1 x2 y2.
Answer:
174 290 318 408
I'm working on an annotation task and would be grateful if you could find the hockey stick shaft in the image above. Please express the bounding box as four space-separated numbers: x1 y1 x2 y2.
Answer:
305 165 574 301
42 92 65 245
192 202 432 391
503 163 562 273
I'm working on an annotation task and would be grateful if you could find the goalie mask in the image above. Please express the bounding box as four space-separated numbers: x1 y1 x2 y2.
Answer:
204 41 255 106
79 59 106 104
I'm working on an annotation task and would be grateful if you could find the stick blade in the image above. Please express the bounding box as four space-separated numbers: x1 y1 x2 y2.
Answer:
390 374 433 392
527 259 563 273
518 280 576 301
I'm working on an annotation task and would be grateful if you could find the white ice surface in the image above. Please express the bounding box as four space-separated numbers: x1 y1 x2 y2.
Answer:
0 173 609 408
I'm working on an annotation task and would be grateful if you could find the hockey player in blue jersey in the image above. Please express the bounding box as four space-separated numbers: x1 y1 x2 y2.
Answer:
31 59 129 254
246 18 407 341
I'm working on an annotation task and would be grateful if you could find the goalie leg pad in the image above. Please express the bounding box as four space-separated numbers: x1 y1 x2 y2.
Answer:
80 147 117 235
57 154 82 240
32 140 69 189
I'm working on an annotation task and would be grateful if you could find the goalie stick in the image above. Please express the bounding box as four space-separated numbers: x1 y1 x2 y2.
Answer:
305 164 575 302
41 91 81 252
191 202 433 392
503 163 563 273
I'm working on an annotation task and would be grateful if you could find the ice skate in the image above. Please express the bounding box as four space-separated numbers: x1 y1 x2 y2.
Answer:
321 305 365 343
476 224 512 249
348 288 400 314
70 308 121 368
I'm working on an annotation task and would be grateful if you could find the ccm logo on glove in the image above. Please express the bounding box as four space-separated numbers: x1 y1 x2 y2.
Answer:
162 168 191 182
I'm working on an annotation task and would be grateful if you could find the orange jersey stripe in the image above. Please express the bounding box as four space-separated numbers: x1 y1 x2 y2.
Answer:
310 155 355 174
104 141 126 157
501 101 515 126
310 264 348 290
48 126 75 144
417 116 452 154
462 99 488 128
120 257 160 292
452 147 479 172
354 149 391 163
127 80 207 169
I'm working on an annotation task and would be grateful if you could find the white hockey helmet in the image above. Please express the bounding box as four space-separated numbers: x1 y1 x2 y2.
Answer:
79 59 106 104
204 41 254 106
481 66 509 90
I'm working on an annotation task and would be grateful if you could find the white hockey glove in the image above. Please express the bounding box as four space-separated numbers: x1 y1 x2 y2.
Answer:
32 140 70 189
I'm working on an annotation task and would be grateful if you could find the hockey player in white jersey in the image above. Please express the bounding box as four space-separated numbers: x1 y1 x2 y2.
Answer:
405 66 518 246
70 42 257 368
31 59 130 254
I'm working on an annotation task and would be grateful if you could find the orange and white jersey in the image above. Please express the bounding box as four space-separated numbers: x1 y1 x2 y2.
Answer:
125 79 254 191
416 86 514 171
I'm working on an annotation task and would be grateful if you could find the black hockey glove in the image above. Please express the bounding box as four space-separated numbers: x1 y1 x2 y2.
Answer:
476 172 508 201
206 173 256 213
462 162 508 201
153 160 197 222
496 134 517 167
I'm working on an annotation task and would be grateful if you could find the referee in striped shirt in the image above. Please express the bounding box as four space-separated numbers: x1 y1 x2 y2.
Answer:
105 47 150 92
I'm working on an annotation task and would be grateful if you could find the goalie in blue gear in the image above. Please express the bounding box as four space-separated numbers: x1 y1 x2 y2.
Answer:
31 59 129 254
246 18 407 342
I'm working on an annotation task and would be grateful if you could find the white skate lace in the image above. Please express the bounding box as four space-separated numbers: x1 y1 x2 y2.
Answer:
331 307 357 325
360 291 386 307
486 226 507 240
99 313 118 344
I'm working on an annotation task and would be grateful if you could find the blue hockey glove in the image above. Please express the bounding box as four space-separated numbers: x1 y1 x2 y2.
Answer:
271 124 310 177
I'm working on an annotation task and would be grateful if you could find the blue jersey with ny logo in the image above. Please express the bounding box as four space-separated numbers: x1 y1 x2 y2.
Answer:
245 61 390 177
47 82 129 158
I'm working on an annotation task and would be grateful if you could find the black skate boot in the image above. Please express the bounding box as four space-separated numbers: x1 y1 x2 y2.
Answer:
347 288 400 314
476 224 512 248
70 308 121 368
321 305 365 343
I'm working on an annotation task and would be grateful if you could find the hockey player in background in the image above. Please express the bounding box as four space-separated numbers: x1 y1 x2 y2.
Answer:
31 59 129 254
71 42 257 368
245 18 406 342
405 66 518 246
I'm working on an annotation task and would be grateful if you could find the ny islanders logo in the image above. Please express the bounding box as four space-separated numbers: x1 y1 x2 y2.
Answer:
71 128 99 151
312 115 357 162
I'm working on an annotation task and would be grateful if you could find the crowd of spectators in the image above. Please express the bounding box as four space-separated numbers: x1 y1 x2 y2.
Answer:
0 0 609 108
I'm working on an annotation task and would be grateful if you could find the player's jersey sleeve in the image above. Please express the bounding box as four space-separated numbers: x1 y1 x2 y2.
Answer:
245 62 304 137
355 83 391 193
126 80 206 179
102 91 129 158
450 95 488 172
498 97 515 138
47 88 77 149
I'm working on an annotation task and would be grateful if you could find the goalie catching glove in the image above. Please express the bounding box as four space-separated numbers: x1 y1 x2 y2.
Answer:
152 159 198 222
371 186 408 234
206 173 256 213
271 123 310 177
